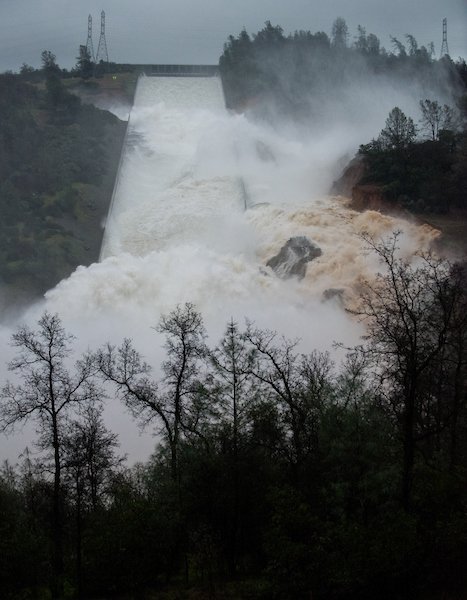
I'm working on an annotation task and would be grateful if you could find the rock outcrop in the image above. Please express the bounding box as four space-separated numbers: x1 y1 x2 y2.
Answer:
331 155 366 197
332 155 401 214
350 184 391 212
267 236 322 280
321 288 345 308
322 288 345 304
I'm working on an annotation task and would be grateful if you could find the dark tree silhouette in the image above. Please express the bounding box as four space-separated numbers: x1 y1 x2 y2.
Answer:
97 303 207 482
353 232 466 510
419 99 456 140
0 312 101 598
378 107 417 150
63 404 123 597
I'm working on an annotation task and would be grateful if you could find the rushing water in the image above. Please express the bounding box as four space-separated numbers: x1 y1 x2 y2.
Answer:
44 76 437 341
1 75 439 461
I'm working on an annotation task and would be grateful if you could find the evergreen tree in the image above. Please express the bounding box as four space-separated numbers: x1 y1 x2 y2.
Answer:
378 106 417 150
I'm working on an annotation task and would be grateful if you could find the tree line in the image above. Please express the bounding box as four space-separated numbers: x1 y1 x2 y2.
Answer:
358 95 467 213
219 21 467 217
1 234 466 599
219 20 466 116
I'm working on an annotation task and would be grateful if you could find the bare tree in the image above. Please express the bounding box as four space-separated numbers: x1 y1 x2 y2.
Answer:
158 303 208 469
353 233 466 510
0 312 101 599
419 99 456 140
97 303 207 482
244 324 334 472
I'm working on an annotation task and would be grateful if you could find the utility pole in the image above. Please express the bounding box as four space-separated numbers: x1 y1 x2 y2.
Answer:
440 18 449 58
96 10 109 63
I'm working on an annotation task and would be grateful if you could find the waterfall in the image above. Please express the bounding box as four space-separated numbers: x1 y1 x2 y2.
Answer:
0 74 439 461
44 75 437 342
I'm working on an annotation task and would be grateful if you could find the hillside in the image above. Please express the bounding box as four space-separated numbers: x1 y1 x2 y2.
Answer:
0 71 127 313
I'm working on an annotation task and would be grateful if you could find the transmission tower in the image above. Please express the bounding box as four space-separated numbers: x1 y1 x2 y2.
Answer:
96 10 109 63
440 17 449 57
85 14 95 62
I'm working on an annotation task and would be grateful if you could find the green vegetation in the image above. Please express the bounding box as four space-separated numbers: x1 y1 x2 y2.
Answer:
358 101 467 214
1 238 466 599
0 56 126 305
220 21 467 219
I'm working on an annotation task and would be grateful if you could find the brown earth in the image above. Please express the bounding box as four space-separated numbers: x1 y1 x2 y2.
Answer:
332 156 467 260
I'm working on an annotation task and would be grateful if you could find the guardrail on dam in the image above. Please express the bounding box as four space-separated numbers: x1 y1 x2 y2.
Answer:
147 64 219 77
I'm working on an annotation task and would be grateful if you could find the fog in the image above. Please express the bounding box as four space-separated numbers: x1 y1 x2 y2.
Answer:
1 53 450 464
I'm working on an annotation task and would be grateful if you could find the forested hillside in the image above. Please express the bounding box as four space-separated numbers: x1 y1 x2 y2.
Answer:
353 99 467 216
220 21 467 220
220 21 464 116
0 59 126 309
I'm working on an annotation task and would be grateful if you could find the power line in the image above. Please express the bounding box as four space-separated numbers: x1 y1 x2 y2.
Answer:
96 10 109 63
440 17 449 58
85 14 95 62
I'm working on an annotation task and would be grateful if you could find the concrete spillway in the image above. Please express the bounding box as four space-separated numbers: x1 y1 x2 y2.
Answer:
100 75 245 260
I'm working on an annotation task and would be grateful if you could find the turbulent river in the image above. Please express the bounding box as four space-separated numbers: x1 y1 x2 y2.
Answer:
50 76 437 339
1 75 439 460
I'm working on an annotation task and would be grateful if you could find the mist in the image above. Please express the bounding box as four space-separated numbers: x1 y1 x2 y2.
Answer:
3 17 462 463
1 59 446 464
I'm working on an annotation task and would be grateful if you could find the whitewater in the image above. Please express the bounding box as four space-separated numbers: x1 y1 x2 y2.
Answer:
0 75 439 460
44 76 436 341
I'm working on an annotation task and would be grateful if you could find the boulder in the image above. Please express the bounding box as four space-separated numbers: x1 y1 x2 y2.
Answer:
322 288 345 305
267 236 322 280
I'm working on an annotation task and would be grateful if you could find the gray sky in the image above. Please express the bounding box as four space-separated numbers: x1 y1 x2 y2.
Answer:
0 0 466 72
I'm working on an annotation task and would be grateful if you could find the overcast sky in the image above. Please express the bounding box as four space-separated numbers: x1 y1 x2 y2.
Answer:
0 0 466 72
